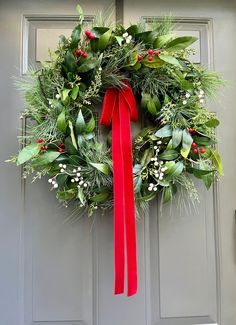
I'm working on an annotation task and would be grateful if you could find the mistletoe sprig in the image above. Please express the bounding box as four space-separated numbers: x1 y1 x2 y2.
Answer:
9 4 224 218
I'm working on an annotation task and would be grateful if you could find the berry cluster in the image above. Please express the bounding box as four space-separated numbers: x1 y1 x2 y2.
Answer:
122 32 132 44
137 48 160 62
48 177 59 189
75 49 88 58
189 129 205 155
85 30 95 40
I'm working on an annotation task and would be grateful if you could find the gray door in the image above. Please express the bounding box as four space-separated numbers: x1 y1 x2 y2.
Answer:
0 1 235 325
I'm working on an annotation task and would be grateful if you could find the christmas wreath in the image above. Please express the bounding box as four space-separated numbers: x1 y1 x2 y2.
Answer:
9 5 224 296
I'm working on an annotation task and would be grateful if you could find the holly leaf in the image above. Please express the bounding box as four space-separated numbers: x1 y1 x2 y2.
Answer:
16 143 41 165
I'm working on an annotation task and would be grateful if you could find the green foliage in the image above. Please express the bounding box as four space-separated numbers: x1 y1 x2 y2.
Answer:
10 5 224 217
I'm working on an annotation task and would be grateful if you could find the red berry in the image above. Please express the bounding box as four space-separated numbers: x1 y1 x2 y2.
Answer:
58 148 63 153
85 30 91 37
189 128 194 134
148 56 153 61
191 142 197 147
137 54 143 61
40 145 46 151
82 52 88 58
153 50 160 56
89 34 95 40
75 49 83 56
192 148 198 154
59 143 64 148
148 49 153 55
200 148 205 154
37 138 43 143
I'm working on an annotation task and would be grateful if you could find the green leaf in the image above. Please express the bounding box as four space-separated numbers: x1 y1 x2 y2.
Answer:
163 186 171 203
141 148 152 167
159 54 181 67
91 27 110 37
193 136 216 146
126 25 139 36
165 36 198 52
76 4 84 18
61 88 71 105
142 192 157 202
69 120 78 150
77 188 86 205
165 161 184 180
56 109 66 133
90 191 110 203
57 189 76 201
86 114 95 133
17 143 41 165
75 110 86 134
158 150 179 160
172 128 183 148
64 137 78 155
141 93 151 109
205 118 220 128
77 58 97 73
64 52 77 72
181 129 193 158
89 162 110 175
71 86 79 100
115 36 123 46
210 149 224 175
155 125 172 138
98 28 112 51
56 174 68 187
71 25 82 48
153 34 173 48
143 56 165 68
31 151 61 168
147 99 157 115
134 176 142 193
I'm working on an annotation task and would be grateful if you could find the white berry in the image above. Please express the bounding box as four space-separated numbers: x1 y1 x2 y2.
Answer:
63 164 66 169
183 100 187 105
71 179 75 183
60 169 64 173
59 164 63 168
48 179 52 183
53 183 58 188
122 32 128 38
56 94 60 99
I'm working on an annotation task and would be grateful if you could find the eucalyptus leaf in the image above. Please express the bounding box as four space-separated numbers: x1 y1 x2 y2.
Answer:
31 151 61 168
172 128 183 148
158 150 179 160
17 143 41 165
155 125 172 138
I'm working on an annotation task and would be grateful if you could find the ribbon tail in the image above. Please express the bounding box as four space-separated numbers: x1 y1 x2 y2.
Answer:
112 95 125 294
119 93 138 296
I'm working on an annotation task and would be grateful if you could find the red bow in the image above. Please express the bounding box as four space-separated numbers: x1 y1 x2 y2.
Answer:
100 81 138 296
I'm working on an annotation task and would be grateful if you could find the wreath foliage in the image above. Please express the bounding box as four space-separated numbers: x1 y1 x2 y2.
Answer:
10 5 224 218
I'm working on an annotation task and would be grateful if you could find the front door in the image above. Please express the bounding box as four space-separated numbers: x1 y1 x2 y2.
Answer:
0 1 235 325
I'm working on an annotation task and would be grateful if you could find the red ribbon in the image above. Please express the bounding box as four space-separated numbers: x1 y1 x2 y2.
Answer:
100 82 138 296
